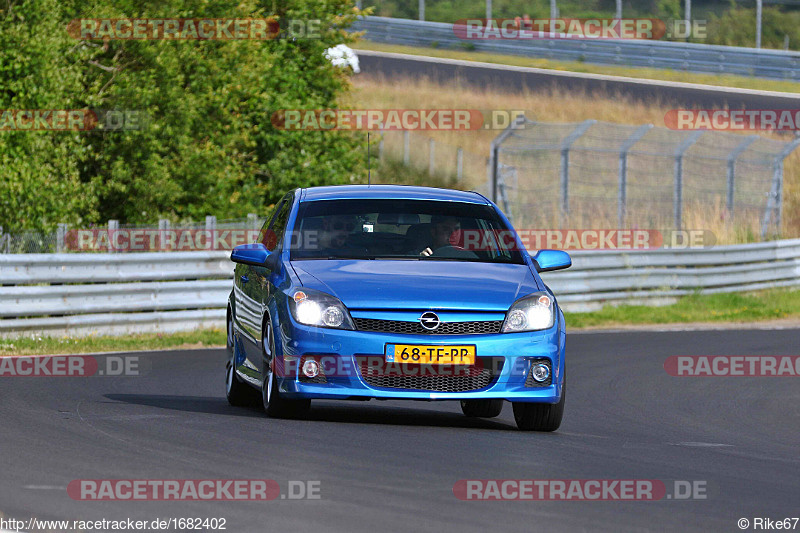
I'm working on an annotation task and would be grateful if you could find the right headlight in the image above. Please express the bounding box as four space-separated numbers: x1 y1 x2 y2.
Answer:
288 288 355 330
502 292 555 332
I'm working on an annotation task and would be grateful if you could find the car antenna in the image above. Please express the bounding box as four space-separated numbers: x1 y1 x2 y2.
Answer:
367 131 371 186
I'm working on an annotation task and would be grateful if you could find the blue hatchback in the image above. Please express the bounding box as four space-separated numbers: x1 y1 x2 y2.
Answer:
226 185 571 431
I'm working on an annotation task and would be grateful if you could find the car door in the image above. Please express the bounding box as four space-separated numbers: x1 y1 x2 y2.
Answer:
242 192 293 373
233 200 282 351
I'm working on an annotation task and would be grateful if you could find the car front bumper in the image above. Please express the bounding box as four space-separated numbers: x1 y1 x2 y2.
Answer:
273 313 566 403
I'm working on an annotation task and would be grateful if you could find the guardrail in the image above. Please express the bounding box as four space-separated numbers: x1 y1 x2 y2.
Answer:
0 252 232 338
1 240 799 337
352 16 800 81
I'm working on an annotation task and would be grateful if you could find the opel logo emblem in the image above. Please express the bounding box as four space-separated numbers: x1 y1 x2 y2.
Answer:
419 312 440 331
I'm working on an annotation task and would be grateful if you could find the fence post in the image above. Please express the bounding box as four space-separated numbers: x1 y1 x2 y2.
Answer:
497 164 515 221
107 219 119 253
761 137 800 238
559 119 596 220
428 138 435 176
490 114 527 204
158 219 170 251
617 124 652 227
726 135 758 217
403 131 410 165
0 225 4 254
56 223 67 253
456 147 463 182
673 130 703 231
247 213 259 231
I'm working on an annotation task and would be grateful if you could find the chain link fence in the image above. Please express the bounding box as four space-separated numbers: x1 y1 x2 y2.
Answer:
490 118 800 238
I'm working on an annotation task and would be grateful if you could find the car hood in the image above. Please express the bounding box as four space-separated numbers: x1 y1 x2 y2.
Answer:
290 260 542 311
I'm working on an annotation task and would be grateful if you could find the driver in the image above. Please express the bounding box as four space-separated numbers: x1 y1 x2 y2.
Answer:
419 216 461 257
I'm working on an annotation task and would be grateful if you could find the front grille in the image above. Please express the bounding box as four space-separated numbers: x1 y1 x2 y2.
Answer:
357 357 503 392
525 358 552 387
353 317 503 335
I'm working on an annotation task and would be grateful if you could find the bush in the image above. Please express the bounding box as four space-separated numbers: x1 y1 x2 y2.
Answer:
0 0 366 231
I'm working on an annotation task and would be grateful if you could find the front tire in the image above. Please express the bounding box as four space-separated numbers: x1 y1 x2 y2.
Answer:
512 376 565 432
460 399 503 418
226 309 257 407
261 318 310 419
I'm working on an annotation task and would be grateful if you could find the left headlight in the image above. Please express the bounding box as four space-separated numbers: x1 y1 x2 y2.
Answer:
289 289 355 330
502 292 555 332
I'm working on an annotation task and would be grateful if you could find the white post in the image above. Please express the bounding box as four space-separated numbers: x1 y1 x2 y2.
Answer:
550 0 557 20
56 223 67 253
616 0 622 20
486 0 492 20
756 0 762 48
247 213 259 231
419 0 425 21
685 0 691 29
107 219 119 253
428 138 435 176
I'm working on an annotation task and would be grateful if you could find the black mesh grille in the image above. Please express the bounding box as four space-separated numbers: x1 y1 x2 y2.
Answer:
353 317 503 335
525 358 552 387
357 357 503 392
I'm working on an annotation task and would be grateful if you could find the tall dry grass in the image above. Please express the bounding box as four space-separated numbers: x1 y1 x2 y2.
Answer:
349 74 800 243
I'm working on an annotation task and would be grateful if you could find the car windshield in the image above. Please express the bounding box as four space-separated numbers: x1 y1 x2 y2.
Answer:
290 199 524 264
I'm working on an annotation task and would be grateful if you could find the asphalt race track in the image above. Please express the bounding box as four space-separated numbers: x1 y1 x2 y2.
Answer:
359 50 800 110
1 328 798 532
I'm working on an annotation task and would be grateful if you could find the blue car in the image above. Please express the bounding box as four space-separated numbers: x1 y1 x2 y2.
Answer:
225 185 571 431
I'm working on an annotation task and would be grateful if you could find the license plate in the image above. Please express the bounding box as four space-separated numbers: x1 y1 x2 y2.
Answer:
385 344 476 365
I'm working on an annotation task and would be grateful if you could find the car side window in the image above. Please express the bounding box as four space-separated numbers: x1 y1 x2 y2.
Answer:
263 194 293 252
257 201 283 245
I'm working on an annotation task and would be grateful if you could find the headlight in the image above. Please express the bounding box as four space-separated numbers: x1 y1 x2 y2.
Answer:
289 289 355 330
502 292 555 332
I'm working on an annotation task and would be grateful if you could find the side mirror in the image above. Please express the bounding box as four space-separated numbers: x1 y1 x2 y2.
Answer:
531 249 572 273
231 243 270 267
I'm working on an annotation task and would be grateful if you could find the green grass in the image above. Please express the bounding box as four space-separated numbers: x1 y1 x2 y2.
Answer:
566 287 800 328
0 328 226 356
354 40 800 94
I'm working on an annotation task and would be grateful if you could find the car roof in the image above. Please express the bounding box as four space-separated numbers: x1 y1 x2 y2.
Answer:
299 185 490 204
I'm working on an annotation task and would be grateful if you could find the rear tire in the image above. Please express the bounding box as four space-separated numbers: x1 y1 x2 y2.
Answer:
512 376 565 432
226 310 257 407
261 318 310 419
460 399 503 418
